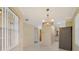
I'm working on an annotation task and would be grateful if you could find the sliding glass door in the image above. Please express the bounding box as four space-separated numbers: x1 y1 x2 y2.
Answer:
2 8 19 51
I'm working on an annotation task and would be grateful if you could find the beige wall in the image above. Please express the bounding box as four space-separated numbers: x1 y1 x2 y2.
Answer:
23 23 35 48
23 23 40 48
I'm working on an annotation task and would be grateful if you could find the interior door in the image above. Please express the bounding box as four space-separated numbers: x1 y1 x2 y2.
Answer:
59 27 72 51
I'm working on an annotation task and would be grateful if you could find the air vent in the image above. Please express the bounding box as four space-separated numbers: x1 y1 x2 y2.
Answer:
46 8 50 11
25 19 29 21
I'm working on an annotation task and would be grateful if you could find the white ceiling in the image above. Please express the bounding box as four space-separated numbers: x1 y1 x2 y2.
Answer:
18 7 78 28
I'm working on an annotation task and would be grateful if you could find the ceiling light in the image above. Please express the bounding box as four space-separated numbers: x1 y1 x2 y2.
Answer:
0 11 1 14
42 20 46 22
51 19 54 22
42 8 54 25
47 23 49 25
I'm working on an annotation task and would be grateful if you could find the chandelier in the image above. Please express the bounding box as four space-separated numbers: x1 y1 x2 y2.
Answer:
42 8 54 25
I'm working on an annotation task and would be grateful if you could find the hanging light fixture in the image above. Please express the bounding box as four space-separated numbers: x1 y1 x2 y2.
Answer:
42 8 50 23
42 8 54 25
46 8 50 18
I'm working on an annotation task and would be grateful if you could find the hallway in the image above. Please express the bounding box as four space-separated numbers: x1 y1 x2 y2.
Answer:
1 7 79 51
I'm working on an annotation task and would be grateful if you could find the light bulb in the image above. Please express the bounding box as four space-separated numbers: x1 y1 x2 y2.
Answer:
47 23 49 25
51 19 54 22
42 20 45 22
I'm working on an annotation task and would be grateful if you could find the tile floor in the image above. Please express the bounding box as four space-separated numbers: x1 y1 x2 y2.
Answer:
11 36 66 51
23 40 66 51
